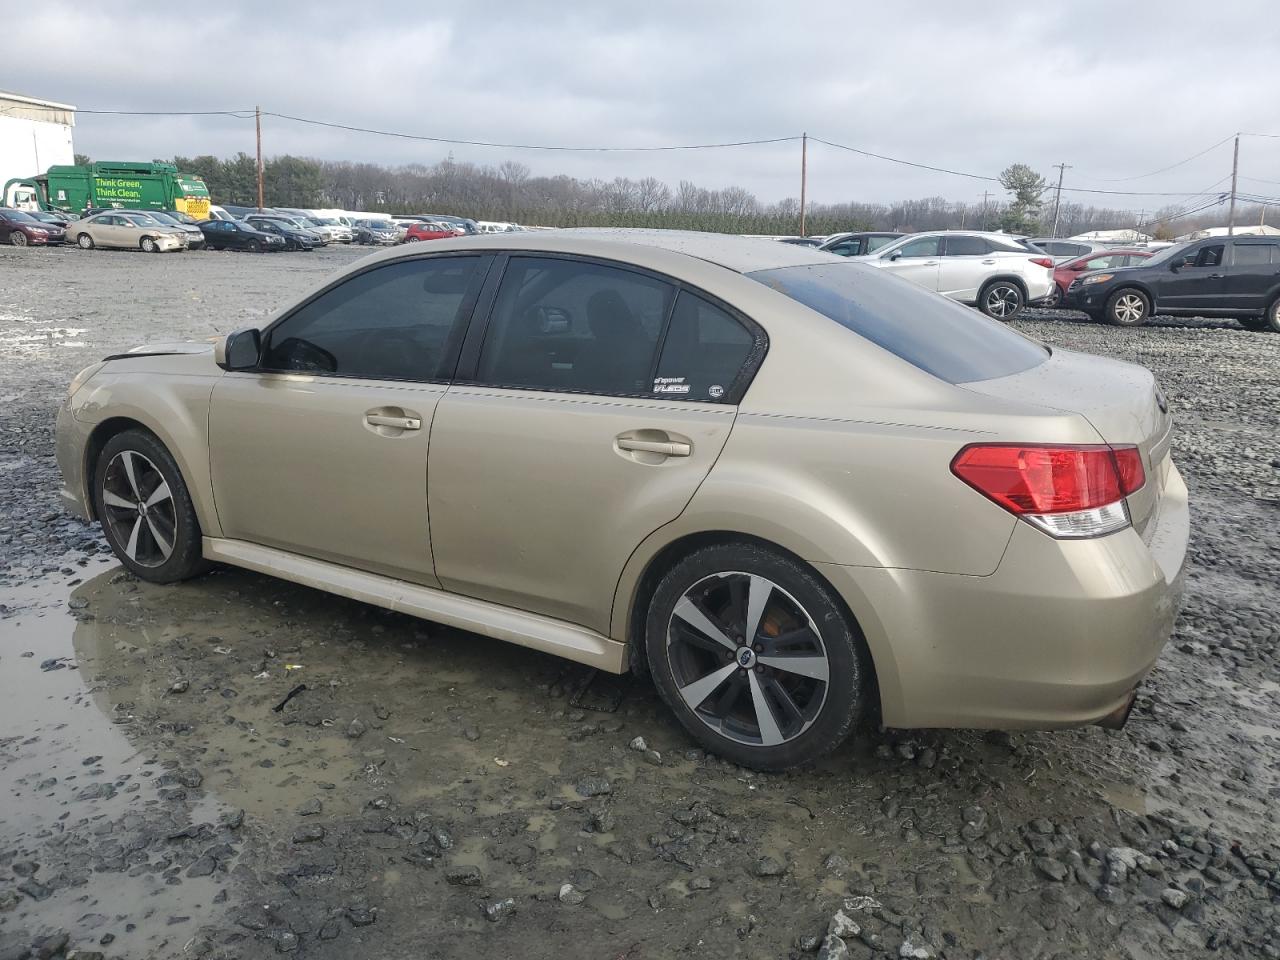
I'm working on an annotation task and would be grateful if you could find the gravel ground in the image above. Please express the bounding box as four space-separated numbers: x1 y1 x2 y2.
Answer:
1 243 1278 960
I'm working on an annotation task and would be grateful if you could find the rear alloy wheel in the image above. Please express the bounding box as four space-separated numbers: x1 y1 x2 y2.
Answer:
247 239 261 253
1106 288 1150 326
77 233 95 250
647 543 868 769
979 281 1024 320
140 236 158 253
406 235 421 242
10 231 28 247
1264 298 1280 333
92 430 210 583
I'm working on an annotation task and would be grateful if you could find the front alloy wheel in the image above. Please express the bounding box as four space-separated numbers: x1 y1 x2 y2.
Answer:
1107 288 1150 326
980 282 1023 320
77 233 94 249
11 231 28 247
667 572 830 748
100 450 177 568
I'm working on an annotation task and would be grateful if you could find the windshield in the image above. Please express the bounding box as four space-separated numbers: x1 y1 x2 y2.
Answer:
2 209 38 222
747 262 1049 384
1138 241 1191 266
125 215 161 226
313 218 338 225
148 212 177 224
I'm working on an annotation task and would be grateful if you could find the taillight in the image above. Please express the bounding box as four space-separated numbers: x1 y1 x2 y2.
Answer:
1031 257 1054 269
951 444 1145 539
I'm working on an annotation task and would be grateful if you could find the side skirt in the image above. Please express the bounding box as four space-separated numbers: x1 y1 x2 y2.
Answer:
202 537 628 673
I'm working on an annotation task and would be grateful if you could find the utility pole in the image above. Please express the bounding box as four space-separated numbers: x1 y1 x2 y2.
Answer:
798 132 808 237
980 191 992 231
1049 162 1071 238
1227 133 1239 236
255 105 264 211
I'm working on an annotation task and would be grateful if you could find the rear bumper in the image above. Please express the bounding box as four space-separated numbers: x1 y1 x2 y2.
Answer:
820 461 1189 729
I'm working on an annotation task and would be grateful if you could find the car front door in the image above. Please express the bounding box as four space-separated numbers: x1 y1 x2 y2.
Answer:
208 254 489 584
427 255 759 635
1222 241 1280 312
879 236 942 291
937 235 994 302
1157 242 1226 311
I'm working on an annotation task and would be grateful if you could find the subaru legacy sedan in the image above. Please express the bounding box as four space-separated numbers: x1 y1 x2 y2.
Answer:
55 231 1188 769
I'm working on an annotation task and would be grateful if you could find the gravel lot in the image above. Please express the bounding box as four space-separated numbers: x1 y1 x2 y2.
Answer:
1 243 1278 960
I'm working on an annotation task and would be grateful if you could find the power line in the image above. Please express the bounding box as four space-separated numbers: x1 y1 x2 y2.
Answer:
809 136 997 182
1076 134 1236 182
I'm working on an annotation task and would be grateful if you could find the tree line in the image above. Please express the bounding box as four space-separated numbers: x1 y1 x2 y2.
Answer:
119 151 1261 238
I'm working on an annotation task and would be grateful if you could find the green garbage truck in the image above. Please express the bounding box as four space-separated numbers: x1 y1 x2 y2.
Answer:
3 161 212 219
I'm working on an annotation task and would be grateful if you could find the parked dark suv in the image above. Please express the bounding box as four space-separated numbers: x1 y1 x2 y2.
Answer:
1065 236 1280 331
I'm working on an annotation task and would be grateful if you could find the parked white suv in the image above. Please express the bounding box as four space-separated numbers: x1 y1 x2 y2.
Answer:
304 217 354 243
853 231 1055 319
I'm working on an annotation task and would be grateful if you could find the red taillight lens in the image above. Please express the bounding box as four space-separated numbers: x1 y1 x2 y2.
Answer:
1031 256 1054 269
951 444 1145 515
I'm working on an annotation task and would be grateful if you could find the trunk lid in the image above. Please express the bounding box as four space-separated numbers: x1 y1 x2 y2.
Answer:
961 348 1173 538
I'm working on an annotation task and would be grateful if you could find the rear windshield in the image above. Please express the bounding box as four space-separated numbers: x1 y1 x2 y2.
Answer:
747 262 1049 383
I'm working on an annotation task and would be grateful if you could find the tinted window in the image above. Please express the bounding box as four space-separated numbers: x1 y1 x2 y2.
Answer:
1193 245 1224 267
747 262 1048 384
654 292 755 402
865 235 899 252
263 256 483 380
893 236 941 258
826 238 864 257
943 236 990 256
478 257 672 395
1232 244 1275 266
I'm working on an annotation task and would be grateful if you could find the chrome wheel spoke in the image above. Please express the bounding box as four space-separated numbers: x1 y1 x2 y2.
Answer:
678 662 738 709
102 490 135 511
144 480 172 508
757 654 829 682
146 516 173 560
744 574 773 643
120 451 142 499
124 517 143 560
672 597 737 652
747 671 784 747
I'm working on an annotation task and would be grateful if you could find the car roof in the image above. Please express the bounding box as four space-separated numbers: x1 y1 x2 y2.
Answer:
344 228 838 276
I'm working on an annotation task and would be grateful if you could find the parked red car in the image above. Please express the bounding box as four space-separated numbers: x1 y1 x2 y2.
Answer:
1047 249 1153 306
403 221 457 243
0 207 66 246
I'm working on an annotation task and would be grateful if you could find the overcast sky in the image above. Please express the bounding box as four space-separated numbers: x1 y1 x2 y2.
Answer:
10 1 1280 211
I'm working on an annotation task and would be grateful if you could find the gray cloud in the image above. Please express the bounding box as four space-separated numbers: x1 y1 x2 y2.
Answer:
10 0 1280 208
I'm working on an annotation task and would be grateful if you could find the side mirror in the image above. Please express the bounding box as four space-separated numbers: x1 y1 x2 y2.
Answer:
887 252 902 261
215 328 261 371
1170 260 1184 272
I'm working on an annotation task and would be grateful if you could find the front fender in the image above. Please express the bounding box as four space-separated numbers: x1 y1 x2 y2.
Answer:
71 372 222 537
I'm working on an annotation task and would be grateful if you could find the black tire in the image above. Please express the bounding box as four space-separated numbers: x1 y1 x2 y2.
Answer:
92 429 211 584
246 239 261 253
77 233 95 250
10 231 28 247
1260 297 1280 333
1105 287 1151 326
140 236 158 253
977 279 1024 320
645 542 869 770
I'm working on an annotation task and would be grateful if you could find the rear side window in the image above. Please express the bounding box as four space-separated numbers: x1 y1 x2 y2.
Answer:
942 236 990 256
654 292 755 402
1232 244 1275 266
866 235 899 253
747 262 1048 384
263 256 483 380
477 257 672 395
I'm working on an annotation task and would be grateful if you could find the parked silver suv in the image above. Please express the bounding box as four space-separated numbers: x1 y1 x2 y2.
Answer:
853 230 1055 319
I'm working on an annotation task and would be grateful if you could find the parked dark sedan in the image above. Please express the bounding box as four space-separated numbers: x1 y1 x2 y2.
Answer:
29 210 73 229
243 215 321 251
1065 235 1280 331
198 218 286 252
818 231 904 257
0 207 66 246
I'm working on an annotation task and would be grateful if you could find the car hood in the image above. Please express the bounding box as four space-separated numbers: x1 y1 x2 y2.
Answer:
112 340 216 359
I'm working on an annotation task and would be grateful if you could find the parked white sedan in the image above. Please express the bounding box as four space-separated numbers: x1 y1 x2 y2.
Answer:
852 231 1054 319
66 212 190 253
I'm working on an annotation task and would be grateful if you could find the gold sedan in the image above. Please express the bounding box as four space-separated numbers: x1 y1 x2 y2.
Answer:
65 211 190 252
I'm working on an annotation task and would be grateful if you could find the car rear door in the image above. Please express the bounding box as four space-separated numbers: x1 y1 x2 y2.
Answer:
879 235 942 291
427 254 759 636
937 235 994 302
208 253 489 585
1222 241 1280 312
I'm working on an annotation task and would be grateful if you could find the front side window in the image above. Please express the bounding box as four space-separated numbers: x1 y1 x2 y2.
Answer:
1193 244 1224 267
748 262 1048 384
942 236 989 256
262 256 483 381
653 292 756 402
476 257 673 395
891 236 942 258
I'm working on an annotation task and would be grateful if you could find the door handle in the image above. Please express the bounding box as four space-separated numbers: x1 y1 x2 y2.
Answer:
981 259 997 264
1208 273 1225 279
921 260 939 265
617 437 691 457
365 413 421 430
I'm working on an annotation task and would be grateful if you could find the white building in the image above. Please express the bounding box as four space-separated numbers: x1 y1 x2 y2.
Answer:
1175 224 1280 241
0 90 76 190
